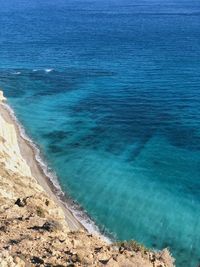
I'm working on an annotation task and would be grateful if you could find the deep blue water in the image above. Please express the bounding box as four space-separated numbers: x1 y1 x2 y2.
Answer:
1 0 200 266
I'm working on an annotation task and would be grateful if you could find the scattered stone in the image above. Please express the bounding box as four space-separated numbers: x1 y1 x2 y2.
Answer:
99 258 110 264
119 246 125 254
14 256 26 267
71 253 80 263
94 246 103 253
29 220 60 233
71 238 82 249
31 256 44 264
0 225 7 232
98 253 110 265
45 199 50 206
149 252 156 263
36 206 45 217
9 239 20 245
15 198 26 207
42 221 60 232
3 245 10 250
29 225 42 231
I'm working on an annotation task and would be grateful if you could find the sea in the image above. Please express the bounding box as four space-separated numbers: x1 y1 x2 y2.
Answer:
0 0 200 266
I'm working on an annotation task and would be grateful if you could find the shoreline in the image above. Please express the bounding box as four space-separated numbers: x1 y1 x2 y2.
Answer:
0 92 175 266
0 101 84 231
0 99 111 241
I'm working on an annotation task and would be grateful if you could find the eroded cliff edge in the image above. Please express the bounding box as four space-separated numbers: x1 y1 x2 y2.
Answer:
0 91 175 267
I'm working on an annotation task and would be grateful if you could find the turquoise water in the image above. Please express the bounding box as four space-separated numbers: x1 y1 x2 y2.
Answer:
1 0 200 266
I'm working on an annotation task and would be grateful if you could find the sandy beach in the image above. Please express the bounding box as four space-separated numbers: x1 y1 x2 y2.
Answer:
0 100 82 231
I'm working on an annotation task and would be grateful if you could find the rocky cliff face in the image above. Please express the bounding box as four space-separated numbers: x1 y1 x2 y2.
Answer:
0 110 31 177
0 91 175 267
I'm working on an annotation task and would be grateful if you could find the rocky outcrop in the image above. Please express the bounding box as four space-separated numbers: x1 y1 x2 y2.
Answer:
0 111 32 177
0 91 175 267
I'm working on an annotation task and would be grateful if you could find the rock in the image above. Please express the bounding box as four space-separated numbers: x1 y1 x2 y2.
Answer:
15 198 26 207
71 253 80 263
71 238 82 249
36 206 45 217
0 225 7 232
9 239 20 245
29 220 61 233
119 246 125 254
82 254 94 265
94 246 103 253
76 251 85 262
106 258 120 267
149 252 156 263
31 256 44 264
155 263 165 267
42 220 60 232
45 199 50 206
99 258 110 264
97 253 110 265
157 248 175 267
14 256 26 267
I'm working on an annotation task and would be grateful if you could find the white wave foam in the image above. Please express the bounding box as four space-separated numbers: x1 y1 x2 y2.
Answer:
2 102 112 244
12 71 21 75
45 68 54 73
66 202 112 243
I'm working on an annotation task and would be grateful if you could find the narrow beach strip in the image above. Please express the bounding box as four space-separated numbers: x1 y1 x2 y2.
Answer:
0 90 81 230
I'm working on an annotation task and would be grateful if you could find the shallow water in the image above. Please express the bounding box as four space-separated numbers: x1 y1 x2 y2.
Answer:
1 0 200 266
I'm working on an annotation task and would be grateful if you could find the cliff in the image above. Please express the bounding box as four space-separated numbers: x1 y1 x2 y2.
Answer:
0 91 175 267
